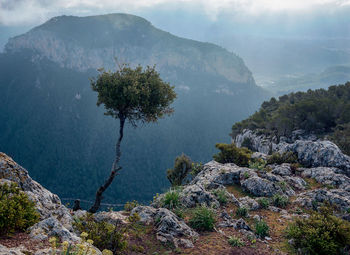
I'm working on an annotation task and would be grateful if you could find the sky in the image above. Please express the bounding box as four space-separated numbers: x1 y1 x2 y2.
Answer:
1 0 350 26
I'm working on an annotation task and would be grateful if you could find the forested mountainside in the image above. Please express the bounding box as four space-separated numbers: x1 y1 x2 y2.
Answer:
231 82 350 155
0 13 269 206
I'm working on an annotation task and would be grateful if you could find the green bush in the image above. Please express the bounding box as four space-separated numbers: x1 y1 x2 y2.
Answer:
0 182 39 236
241 137 254 151
212 189 228 205
272 194 289 208
190 162 204 177
124 200 139 212
213 143 252 167
287 207 350 255
267 152 298 164
258 198 270 209
236 207 248 218
167 154 192 186
73 214 127 254
249 158 267 170
188 206 216 231
161 189 180 209
255 220 269 238
228 235 245 247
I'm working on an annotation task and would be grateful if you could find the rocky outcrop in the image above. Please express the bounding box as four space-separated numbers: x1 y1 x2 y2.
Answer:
278 140 350 176
234 129 350 177
301 167 350 190
131 206 198 248
0 153 78 242
241 176 282 197
294 189 350 212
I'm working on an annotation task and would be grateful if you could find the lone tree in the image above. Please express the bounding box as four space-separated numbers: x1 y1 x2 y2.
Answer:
89 64 176 213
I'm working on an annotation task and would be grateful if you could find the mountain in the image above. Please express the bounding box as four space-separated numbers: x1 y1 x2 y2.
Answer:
0 13 269 208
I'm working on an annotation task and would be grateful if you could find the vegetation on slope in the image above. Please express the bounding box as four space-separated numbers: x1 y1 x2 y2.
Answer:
231 82 350 155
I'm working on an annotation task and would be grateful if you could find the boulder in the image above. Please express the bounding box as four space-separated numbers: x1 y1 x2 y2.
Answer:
278 140 350 176
131 206 198 248
241 176 282 197
180 184 219 208
301 167 350 190
238 196 260 210
294 189 350 212
271 163 292 176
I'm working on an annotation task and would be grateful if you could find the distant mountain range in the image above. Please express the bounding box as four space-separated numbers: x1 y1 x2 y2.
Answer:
0 13 269 207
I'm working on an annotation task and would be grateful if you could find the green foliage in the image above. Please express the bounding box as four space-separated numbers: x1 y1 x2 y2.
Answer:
287 207 350 255
267 152 298 164
188 206 216 231
0 183 39 236
213 143 252 167
190 162 204 177
241 137 254 151
73 214 127 254
212 189 228 205
249 158 267 170
228 235 245 247
167 154 192 186
330 123 350 155
231 83 350 155
272 194 289 208
161 189 181 209
91 64 176 124
258 198 270 209
236 207 248 218
255 220 269 238
124 200 139 212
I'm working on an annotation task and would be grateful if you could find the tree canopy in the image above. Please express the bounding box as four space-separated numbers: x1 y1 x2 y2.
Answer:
91 64 176 125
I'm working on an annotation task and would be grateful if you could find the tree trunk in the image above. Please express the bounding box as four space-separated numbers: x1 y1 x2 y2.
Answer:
89 117 125 213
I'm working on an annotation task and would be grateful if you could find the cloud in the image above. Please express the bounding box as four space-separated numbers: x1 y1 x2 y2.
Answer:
1 0 349 26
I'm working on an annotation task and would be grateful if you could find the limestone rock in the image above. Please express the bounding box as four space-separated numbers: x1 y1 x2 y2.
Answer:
241 176 282 197
238 196 260 210
29 217 79 242
301 167 350 190
294 189 350 212
131 206 198 248
271 163 292 176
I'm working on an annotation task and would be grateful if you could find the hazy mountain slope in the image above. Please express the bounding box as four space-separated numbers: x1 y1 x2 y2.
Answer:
0 13 269 207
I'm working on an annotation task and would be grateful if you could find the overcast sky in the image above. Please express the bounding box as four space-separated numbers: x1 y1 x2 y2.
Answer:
1 0 350 26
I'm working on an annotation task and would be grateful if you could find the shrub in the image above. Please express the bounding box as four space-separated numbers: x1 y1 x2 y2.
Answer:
287 206 350 255
267 152 298 165
249 158 267 170
272 194 289 208
188 206 216 231
124 200 139 212
241 137 254 151
236 207 248 218
212 189 228 205
49 233 111 255
167 154 192 186
190 162 204 177
161 189 181 209
258 198 270 209
213 143 252 167
0 182 39 236
228 235 245 247
255 220 269 238
73 214 127 254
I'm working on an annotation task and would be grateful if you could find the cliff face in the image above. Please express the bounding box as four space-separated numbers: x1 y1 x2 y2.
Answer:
5 14 254 86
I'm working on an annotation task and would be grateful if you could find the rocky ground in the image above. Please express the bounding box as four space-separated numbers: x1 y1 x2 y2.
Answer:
1 129 350 254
